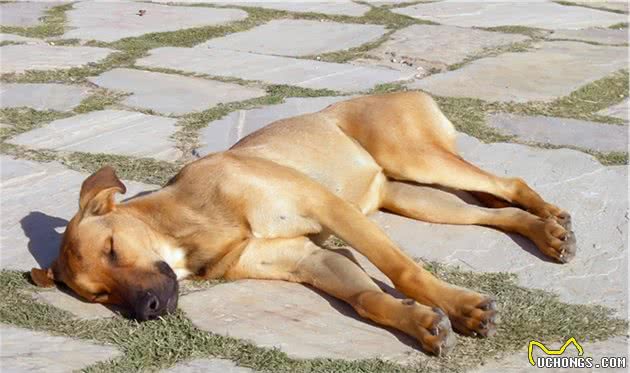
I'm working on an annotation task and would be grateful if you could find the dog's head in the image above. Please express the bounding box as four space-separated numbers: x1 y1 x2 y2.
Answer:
30 166 178 321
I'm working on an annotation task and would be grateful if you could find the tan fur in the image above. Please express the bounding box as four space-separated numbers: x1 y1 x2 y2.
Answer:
32 92 575 354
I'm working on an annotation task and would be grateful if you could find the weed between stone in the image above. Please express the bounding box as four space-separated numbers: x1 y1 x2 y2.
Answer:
0 3 72 38
0 261 625 373
554 0 629 15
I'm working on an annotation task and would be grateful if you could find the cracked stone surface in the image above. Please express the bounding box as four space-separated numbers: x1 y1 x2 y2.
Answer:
180 279 421 361
0 33 44 44
137 47 414 93
0 324 121 373
8 110 181 161
372 134 628 314
486 113 628 152
472 336 629 372
550 27 629 45
361 24 529 73
199 19 387 57
0 156 157 271
162 358 255 373
62 1 247 42
0 44 114 74
88 68 266 116
0 2 63 27
410 41 628 102
208 1 371 16
0 83 91 112
198 96 349 154
598 98 629 122
393 1 627 29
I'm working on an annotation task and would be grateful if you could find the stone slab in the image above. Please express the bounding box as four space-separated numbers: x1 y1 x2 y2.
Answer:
199 96 349 153
0 33 44 45
392 1 627 29
598 98 629 122
363 24 529 73
180 280 421 361
199 19 387 57
0 44 114 74
0 2 61 27
371 134 628 314
137 47 414 93
63 1 247 42
550 27 629 45
88 68 266 116
0 324 120 373
0 83 90 112
410 41 628 103
162 358 254 373
0 156 157 271
8 110 181 161
472 336 629 372
572 0 629 13
209 1 371 16
33 290 117 320
486 113 628 152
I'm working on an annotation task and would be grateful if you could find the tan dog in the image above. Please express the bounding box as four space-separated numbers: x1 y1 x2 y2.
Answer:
31 92 575 355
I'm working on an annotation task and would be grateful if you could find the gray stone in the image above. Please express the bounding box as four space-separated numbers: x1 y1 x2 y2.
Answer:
88 68 266 116
199 96 349 153
572 0 629 13
486 113 628 152
371 134 628 314
180 280 421 361
410 41 628 103
362 24 529 72
63 1 247 42
0 33 44 44
0 44 113 74
33 290 117 320
392 1 627 29
0 2 62 27
0 83 90 111
199 19 387 57
471 336 629 372
0 324 120 373
0 156 157 271
550 28 628 45
163 358 255 373
598 99 629 122
137 47 414 93
8 110 181 161
208 1 371 17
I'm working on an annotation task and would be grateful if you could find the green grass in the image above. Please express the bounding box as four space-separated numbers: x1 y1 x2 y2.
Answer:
481 25 550 38
609 22 628 29
554 0 629 14
1 260 626 373
0 108 71 141
0 3 72 38
74 89 128 114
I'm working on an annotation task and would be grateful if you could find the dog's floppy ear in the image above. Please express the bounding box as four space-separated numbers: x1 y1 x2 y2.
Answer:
79 166 126 216
30 267 55 288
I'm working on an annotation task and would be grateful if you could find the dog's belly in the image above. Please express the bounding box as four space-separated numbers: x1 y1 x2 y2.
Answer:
231 114 386 214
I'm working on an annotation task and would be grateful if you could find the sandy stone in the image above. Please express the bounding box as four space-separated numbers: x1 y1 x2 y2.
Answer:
63 1 247 42
0 324 120 373
392 1 627 29
371 134 628 314
410 41 628 102
199 19 387 57
88 68 266 116
137 47 414 92
0 2 62 27
208 1 371 16
0 83 90 111
198 96 349 153
162 358 255 373
486 113 628 152
8 110 181 161
0 156 157 271
363 24 529 72
0 33 44 44
180 280 421 361
0 44 113 74
597 99 629 122
550 28 629 45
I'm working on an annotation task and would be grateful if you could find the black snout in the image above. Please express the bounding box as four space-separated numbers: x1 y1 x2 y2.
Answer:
132 261 179 321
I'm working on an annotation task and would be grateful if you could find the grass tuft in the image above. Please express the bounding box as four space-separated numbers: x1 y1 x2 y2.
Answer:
0 108 71 141
0 3 72 38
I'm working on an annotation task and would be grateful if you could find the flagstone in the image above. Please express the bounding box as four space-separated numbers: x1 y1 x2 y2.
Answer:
0 33 44 44
209 1 371 16
0 83 91 112
549 27 628 45
0 2 64 27
597 99 629 122
0 44 113 74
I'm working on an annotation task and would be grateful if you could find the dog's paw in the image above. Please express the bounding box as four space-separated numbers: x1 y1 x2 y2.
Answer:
532 218 577 263
407 304 456 356
443 290 498 338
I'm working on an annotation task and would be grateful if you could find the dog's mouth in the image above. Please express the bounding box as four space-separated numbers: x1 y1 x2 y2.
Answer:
128 261 179 321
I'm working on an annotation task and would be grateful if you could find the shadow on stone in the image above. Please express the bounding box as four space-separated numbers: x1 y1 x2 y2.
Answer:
20 211 67 270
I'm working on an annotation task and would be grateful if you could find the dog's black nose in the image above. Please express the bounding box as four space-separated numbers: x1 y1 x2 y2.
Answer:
135 291 163 321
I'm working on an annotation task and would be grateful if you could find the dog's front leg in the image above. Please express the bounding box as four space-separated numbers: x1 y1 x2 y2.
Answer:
224 236 456 356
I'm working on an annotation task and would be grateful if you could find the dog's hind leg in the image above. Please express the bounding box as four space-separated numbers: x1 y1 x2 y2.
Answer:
381 181 576 263
225 237 456 355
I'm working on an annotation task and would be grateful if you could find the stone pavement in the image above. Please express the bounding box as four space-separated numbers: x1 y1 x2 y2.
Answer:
0 1 628 372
